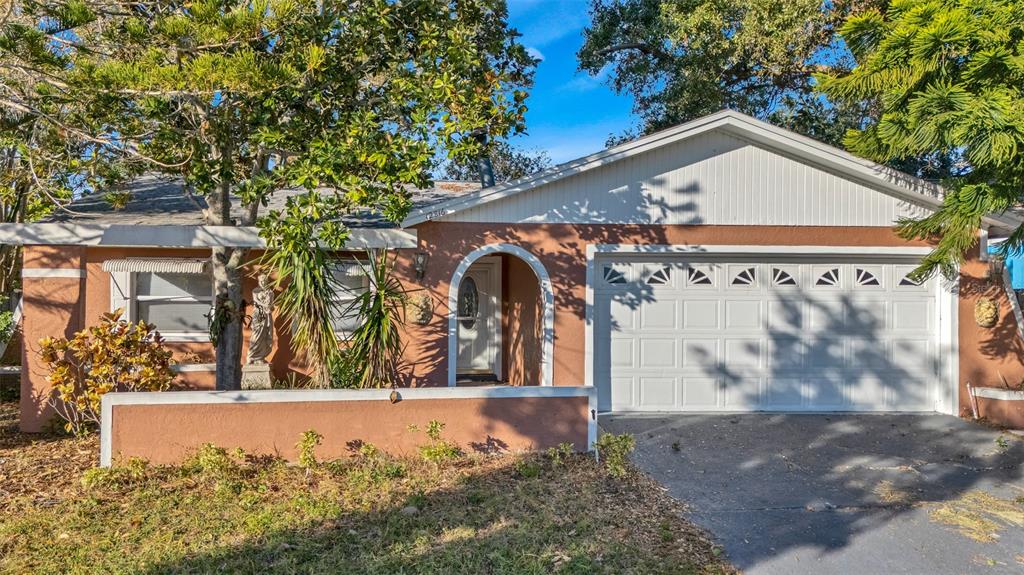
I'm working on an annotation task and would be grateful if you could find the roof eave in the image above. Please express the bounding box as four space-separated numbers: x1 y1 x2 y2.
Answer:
401 109 1022 232
0 224 417 249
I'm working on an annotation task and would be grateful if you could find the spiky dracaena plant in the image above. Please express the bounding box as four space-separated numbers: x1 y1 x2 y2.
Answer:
340 248 408 388
260 193 346 387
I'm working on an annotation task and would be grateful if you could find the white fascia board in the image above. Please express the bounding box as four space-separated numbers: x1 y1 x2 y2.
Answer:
403 109 1022 232
0 223 417 249
590 244 934 257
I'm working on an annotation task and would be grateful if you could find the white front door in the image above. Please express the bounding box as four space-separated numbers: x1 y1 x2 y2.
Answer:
456 259 501 375
594 256 944 413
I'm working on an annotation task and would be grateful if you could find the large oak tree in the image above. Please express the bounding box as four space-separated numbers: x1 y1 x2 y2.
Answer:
1 0 534 387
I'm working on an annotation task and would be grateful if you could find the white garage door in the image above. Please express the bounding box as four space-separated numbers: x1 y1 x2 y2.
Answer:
594 257 942 412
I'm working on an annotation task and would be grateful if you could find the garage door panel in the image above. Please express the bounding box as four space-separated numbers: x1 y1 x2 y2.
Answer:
683 300 720 329
768 300 805 331
725 338 762 368
641 299 677 330
682 377 719 408
893 301 932 331
597 257 940 413
805 338 846 368
608 297 637 331
639 376 677 409
725 300 763 329
722 377 762 409
805 376 847 408
682 338 719 369
765 378 803 409
640 339 676 368
771 336 804 368
889 376 932 411
611 376 635 410
851 339 891 367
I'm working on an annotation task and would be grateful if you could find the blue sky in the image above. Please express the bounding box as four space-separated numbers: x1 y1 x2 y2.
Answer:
506 0 636 163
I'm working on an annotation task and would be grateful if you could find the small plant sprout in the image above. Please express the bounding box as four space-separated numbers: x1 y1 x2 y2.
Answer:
995 435 1010 452
417 420 462 464
297 430 323 470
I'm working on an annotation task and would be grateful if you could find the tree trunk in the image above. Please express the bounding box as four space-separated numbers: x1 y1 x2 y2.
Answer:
206 137 248 391
212 246 246 390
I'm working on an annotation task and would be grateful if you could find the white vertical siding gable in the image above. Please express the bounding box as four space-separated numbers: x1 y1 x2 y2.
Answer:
439 131 931 226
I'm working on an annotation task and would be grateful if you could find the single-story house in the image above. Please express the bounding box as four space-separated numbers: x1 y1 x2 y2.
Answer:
6 109 1024 433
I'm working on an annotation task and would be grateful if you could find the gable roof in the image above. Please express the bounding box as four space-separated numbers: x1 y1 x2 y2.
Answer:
401 109 1021 233
49 175 481 229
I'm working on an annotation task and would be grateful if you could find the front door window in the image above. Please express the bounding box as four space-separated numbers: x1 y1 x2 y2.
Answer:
457 276 479 329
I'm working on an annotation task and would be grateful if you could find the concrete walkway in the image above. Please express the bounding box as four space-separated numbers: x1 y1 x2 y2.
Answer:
602 414 1024 574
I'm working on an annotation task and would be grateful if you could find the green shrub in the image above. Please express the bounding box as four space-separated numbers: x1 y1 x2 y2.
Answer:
415 420 462 464
182 444 236 474
593 433 636 478
297 429 323 469
40 309 175 435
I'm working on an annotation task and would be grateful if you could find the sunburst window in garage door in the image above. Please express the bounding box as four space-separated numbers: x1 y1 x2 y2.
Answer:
772 267 798 286
730 266 757 287
687 266 714 286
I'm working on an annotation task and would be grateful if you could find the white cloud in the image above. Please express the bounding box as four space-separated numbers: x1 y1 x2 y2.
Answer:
558 63 611 93
509 0 590 48
526 47 545 62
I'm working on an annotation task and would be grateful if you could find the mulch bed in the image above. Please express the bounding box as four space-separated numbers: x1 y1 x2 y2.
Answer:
0 402 98 508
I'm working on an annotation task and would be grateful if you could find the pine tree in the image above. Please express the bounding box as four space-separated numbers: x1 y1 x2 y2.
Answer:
1 0 534 387
817 0 1024 277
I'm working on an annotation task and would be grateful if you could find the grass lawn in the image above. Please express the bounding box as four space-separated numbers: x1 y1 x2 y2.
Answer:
0 402 735 574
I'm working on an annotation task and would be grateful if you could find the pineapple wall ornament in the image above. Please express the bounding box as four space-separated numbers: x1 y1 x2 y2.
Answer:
974 297 999 328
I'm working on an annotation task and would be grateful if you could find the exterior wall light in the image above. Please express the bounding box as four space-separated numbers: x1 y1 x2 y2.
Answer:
412 252 429 280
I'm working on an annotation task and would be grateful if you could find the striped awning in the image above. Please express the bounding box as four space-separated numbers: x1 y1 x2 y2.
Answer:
102 257 210 275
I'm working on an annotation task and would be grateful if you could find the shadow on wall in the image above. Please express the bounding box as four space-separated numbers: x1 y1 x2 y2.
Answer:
606 412 1024 573
411 174 706 388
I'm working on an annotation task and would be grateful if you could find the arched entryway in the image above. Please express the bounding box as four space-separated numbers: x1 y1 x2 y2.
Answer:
447 244 554 387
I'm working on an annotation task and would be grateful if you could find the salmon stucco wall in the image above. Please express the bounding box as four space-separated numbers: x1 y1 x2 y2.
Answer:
958 248 1024 419
107 394 591 465
408 222 934 389
20 246 86 431
21 222 1024 430
503 255 542 387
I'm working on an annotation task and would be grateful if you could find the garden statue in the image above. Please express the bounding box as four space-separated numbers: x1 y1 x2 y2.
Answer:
247 273 275 365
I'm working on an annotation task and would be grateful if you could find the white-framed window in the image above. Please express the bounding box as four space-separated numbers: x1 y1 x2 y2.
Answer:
331 262 369 338
110 271 212 341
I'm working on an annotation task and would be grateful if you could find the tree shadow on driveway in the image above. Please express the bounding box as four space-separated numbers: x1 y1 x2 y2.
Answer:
603 413 1024 575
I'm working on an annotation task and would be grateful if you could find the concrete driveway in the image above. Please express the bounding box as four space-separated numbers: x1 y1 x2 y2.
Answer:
602 414 1024 574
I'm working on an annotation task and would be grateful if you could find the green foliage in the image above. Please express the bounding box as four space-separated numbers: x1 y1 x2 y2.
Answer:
514 458 541 478
81 458 150 490
416 420 463 464
579 0 878 142
546 442 575 467
594 433 636 478
436 140 551 183
2 0 535 388
39 309 175 436
817 0 1024 277
337 249 409 388
297 429 323 470
0 309 13 345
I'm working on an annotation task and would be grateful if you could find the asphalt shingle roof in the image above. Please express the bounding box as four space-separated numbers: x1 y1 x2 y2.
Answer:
47 175 480 228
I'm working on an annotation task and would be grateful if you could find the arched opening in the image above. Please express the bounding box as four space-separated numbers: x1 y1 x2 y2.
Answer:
448 244 554 387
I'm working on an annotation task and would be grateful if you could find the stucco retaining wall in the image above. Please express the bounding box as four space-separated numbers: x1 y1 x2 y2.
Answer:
100 386 596 466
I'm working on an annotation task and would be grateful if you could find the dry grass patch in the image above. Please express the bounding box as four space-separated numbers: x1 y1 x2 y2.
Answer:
929 491 1024 543
0 403 734 574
